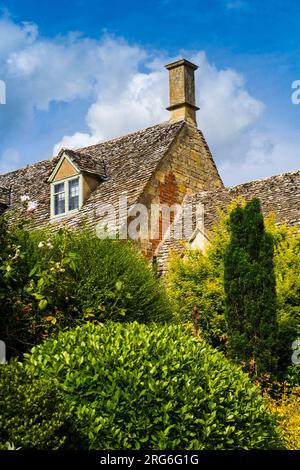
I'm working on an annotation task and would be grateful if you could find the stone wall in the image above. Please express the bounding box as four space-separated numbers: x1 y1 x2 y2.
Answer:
137 121 223 259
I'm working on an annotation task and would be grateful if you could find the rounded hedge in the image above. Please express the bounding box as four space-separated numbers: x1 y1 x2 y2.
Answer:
0 323 282 450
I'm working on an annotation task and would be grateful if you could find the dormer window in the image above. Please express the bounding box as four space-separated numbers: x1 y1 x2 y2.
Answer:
51 176 82 218
48 149 104 220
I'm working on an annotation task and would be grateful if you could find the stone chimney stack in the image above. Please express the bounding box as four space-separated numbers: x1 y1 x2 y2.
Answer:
165 58 199 125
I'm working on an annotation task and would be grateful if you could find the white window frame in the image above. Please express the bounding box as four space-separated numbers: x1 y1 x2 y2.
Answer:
50 174 83 219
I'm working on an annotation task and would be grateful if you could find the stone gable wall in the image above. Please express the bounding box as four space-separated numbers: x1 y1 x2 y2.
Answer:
138 122 223 258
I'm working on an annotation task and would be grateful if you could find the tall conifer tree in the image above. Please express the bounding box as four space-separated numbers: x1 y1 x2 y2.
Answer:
224 198 278 375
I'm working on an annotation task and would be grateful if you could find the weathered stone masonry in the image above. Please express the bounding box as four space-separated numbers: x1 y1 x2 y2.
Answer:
138 121 223 258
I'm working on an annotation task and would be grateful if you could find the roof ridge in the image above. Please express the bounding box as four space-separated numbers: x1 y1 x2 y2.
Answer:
74 119 185 154
225 168 300 190
0 157 56 178
189 168 300 199
0 120 185 178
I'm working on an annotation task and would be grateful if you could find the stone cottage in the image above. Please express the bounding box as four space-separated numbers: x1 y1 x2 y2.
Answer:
0 58 299 271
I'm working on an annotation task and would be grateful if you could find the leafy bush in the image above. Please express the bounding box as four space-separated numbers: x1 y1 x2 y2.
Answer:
70 231 171 324
0 219 172 356
287 364 300 389
166 201 300 377
0 223 81 355
270 223 300 372
0 322 282 450
0 359 72 449
166 250 226 349
266 388 300 450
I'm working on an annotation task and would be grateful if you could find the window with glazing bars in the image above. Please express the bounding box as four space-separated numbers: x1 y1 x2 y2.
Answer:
68 178 79 211
54 182 65 215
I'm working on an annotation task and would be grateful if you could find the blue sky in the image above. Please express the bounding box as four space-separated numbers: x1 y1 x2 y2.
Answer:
0 0 299 184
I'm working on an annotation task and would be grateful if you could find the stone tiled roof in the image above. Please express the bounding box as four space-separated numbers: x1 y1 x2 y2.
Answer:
0 159 57 226
156 170 300 272
59 149 106 178
0 120 184 228
0 185 11 215
188 170 300 233
0 185 10 206
155 229 189 274
68 120 185 230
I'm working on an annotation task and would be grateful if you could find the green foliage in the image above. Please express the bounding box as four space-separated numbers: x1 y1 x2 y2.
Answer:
70 231 171 324
166 249 226 349
0 322 282 450
0 359 72 449
268 221 300 372
287 364 300 389
0 218 172 356
166 204 232 350
266 387 300 450
224 198 278 375
167 200 300 377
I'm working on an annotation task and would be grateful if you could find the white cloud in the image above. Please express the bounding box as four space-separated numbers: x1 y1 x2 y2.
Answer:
219 130 300 184
54 50 269 183
0 19 38 62
0 14 299 184
85 71 168 138
53 132 101 156
54 50 265 156
193 51 264 147
53 67 168 153
0 17 145 113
